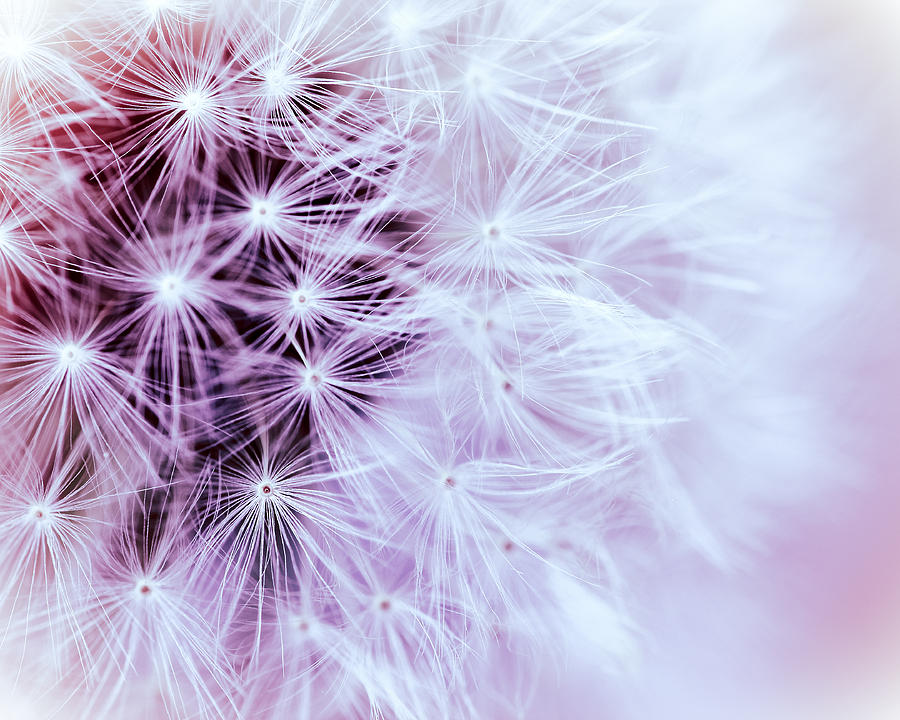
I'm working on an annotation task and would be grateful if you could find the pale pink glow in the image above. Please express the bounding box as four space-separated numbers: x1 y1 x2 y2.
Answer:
0 0 897 719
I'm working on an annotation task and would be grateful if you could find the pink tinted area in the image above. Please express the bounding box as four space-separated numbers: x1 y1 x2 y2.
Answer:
520 0 900 715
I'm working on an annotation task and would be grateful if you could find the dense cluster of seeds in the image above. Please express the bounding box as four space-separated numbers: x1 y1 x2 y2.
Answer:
0 0 853 718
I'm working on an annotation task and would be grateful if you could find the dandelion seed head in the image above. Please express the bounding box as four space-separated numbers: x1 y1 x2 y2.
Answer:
0 1 860 717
